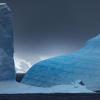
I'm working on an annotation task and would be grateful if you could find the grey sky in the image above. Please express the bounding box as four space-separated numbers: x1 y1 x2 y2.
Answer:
0 0 100 65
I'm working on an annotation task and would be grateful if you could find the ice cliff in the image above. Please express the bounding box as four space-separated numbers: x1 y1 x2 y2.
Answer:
0 3 15 80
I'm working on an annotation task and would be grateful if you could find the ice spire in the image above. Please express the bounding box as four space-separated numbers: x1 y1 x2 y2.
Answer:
0 3 15 80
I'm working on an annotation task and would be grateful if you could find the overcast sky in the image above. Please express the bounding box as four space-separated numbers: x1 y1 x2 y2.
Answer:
0 0 100 72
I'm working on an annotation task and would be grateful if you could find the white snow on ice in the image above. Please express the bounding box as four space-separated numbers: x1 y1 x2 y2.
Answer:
0 3 6 5
0 80 93 94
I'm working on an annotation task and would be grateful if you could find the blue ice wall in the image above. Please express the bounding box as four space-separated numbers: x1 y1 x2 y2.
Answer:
0 3 15 80
22 35 100 91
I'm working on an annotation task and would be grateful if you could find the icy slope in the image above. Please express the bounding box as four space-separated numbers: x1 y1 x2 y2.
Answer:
22 34 100 91
0 3 15 80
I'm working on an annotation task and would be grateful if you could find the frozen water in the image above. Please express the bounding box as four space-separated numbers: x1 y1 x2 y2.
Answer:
0 3 15 80
22 34 100 91
0 80 93 94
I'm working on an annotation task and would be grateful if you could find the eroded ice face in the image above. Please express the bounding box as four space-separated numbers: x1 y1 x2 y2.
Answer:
0 3 15 81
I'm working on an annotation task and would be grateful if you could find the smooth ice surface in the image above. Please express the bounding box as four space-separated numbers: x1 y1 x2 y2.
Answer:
0 3 15 80
0 80 93 94
22 34 100 91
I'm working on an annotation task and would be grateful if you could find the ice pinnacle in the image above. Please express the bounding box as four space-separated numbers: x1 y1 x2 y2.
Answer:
0 3 15 80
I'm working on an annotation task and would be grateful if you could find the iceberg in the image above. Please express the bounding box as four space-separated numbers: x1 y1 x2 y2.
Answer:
0 3 93 93
22 34 100 91
0 3 15 81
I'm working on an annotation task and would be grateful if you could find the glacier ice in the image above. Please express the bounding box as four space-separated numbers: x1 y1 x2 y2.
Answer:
0 3 15 80
22 34 100 91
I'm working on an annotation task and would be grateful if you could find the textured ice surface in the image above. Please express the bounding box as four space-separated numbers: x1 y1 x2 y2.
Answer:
22 34 100 91
0 3 15 80
0 80 93 94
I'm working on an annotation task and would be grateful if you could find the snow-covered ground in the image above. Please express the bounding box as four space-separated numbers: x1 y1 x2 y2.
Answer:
0 80 93 94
